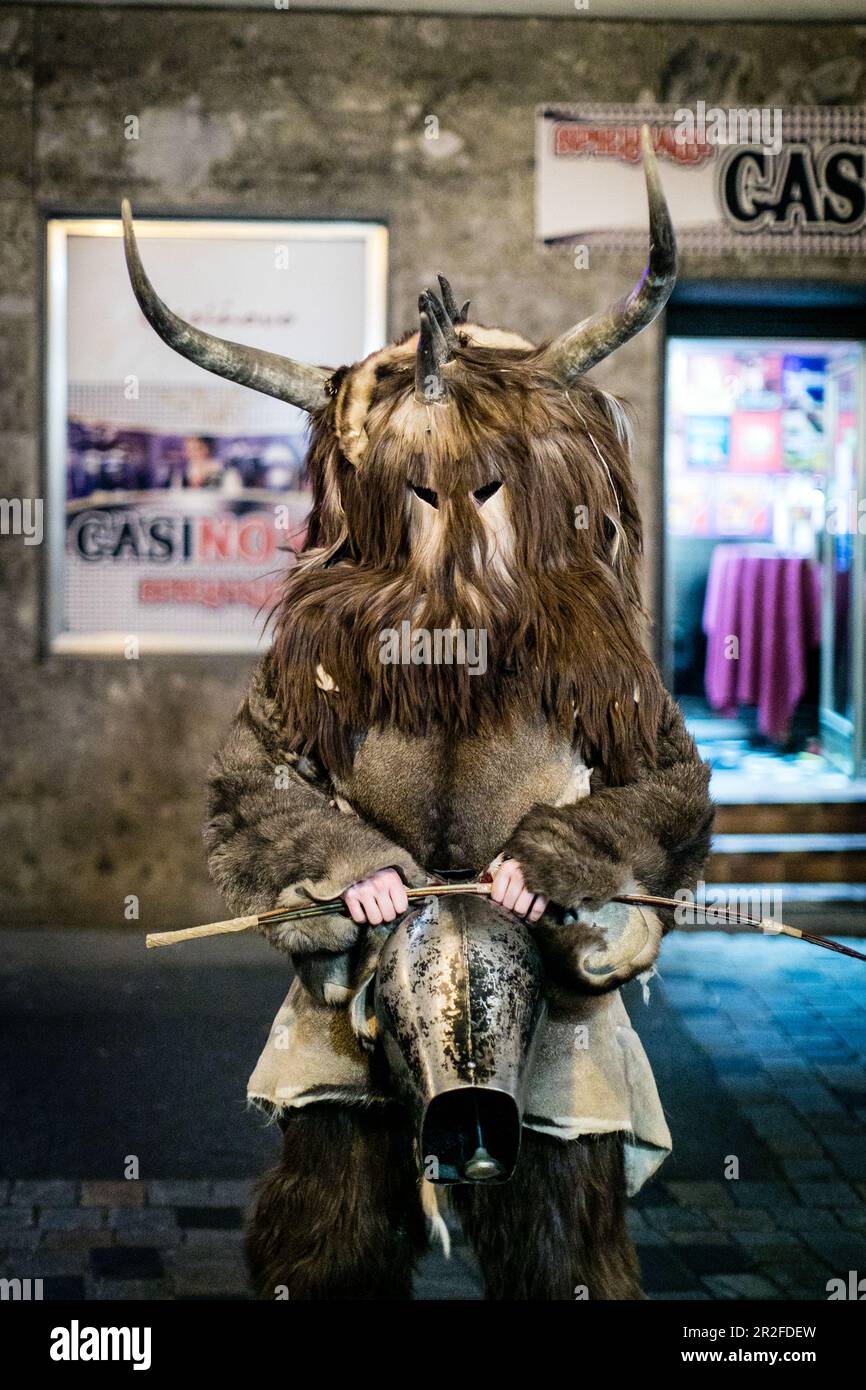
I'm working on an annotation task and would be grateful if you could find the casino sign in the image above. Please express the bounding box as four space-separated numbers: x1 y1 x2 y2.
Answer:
536 104 866 255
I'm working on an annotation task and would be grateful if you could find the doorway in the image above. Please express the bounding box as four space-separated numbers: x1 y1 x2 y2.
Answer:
663 283 866 802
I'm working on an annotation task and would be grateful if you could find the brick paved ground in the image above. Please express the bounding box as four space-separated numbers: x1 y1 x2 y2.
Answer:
1 931 863 1299
630 933 866 1301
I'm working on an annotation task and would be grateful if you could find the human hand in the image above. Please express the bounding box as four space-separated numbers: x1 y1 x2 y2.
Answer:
487 857 548 923
342 868 409 925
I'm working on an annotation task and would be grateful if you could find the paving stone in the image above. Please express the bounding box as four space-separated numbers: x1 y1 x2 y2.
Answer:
176 1206 243 1230
774 1206 843 1231
794 1182 859 1208
818 1067 866 1092
731 1230 803 1254
167 1250 249 1298
7 1250 88 1280
799 1113 861 1133
709 1207 776 1233
625 1210 655 1240
42 1229 115 1252
108 1207 180 1241
736 1035 791 1051
710 1056 765 1074
631 1226 669 1246
634 1181 669 1206
774 1281 828 1300
671 1242 755 1276
148 1180 213 1207
728 1182 799 1210
651 1290 711 1300
717 1078 775 1102
0 1208 35 1230
80 1180 145 1209
12 1251 89 1278
764 1133 824 1159
10 1180 77 1208
636 1245 697 1293
780 1159 837 1181
0 1181 10 1205
669 1230 734 1246
42 1276 86 1301
644 1205 717 1234
180 1229 245 1250
0 1227 40 1250
46 1205 104 1228
90 1246 165 1280
800 1234 866 1268
740 1106 816 1142
89 1279 173 1301
702 1273 783 1299
208 1180 254 1208
760 1263 834 1295
666 1181 734 1208
817 1135 866 1173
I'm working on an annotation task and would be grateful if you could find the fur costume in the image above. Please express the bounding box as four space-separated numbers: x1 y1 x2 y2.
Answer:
122 132 714 1299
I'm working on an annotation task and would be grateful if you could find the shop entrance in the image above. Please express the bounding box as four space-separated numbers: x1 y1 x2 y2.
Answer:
663 283 866 804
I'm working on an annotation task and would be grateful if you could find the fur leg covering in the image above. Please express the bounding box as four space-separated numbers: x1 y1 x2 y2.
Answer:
451 1130 643 1300
246 1101 426 1300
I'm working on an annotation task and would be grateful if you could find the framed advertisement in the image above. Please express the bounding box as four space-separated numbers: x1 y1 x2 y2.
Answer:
45 215 388 654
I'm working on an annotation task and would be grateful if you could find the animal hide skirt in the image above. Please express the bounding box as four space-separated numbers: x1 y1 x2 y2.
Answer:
248 978 671 1196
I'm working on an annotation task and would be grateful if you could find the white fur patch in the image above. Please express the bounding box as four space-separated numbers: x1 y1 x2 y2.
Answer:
420 1179 451 1258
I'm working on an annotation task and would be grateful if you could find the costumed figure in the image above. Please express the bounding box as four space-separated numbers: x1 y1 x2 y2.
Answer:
122 128 713 1300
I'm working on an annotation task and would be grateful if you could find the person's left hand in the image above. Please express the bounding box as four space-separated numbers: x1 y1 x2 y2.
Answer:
486 857 548 923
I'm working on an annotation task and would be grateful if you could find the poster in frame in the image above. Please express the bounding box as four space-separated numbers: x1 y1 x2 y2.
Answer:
44 214 388 654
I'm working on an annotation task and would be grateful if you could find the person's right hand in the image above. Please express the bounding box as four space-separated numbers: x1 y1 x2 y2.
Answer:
342 868 409 925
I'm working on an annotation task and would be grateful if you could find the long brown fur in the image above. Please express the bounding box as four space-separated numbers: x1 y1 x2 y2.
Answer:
247 1105 641 1301
270 345 664 784
452 1129 643 1300
246 1102 427 1300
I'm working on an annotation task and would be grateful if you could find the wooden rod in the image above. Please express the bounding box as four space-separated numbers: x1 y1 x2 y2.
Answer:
144 884 866 963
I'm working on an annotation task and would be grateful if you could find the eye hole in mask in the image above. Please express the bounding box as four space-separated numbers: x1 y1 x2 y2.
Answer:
409 483 439 509
473 479 502 506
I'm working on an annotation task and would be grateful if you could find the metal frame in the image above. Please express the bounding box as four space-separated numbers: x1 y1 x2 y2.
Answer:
820 349 866 776
44 214 388 656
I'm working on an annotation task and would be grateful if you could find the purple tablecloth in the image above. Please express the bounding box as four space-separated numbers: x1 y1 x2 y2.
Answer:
702 546 821 743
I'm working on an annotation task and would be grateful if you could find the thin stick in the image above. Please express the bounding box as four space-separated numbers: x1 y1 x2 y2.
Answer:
144 882 491 949
144 882 866 963
145 914 260 949
615 892 866 963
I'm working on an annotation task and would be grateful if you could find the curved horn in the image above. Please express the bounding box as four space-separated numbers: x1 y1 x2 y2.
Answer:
120 200 331 412
539 126 676 383
415 295 453 404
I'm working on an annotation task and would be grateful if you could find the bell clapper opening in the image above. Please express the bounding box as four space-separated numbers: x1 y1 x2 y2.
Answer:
464 1088 506 1182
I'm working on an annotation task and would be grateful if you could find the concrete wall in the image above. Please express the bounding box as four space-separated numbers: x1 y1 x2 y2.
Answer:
2 6 865 926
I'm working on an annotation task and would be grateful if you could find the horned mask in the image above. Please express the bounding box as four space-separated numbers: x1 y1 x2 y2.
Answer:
122 126 676 779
